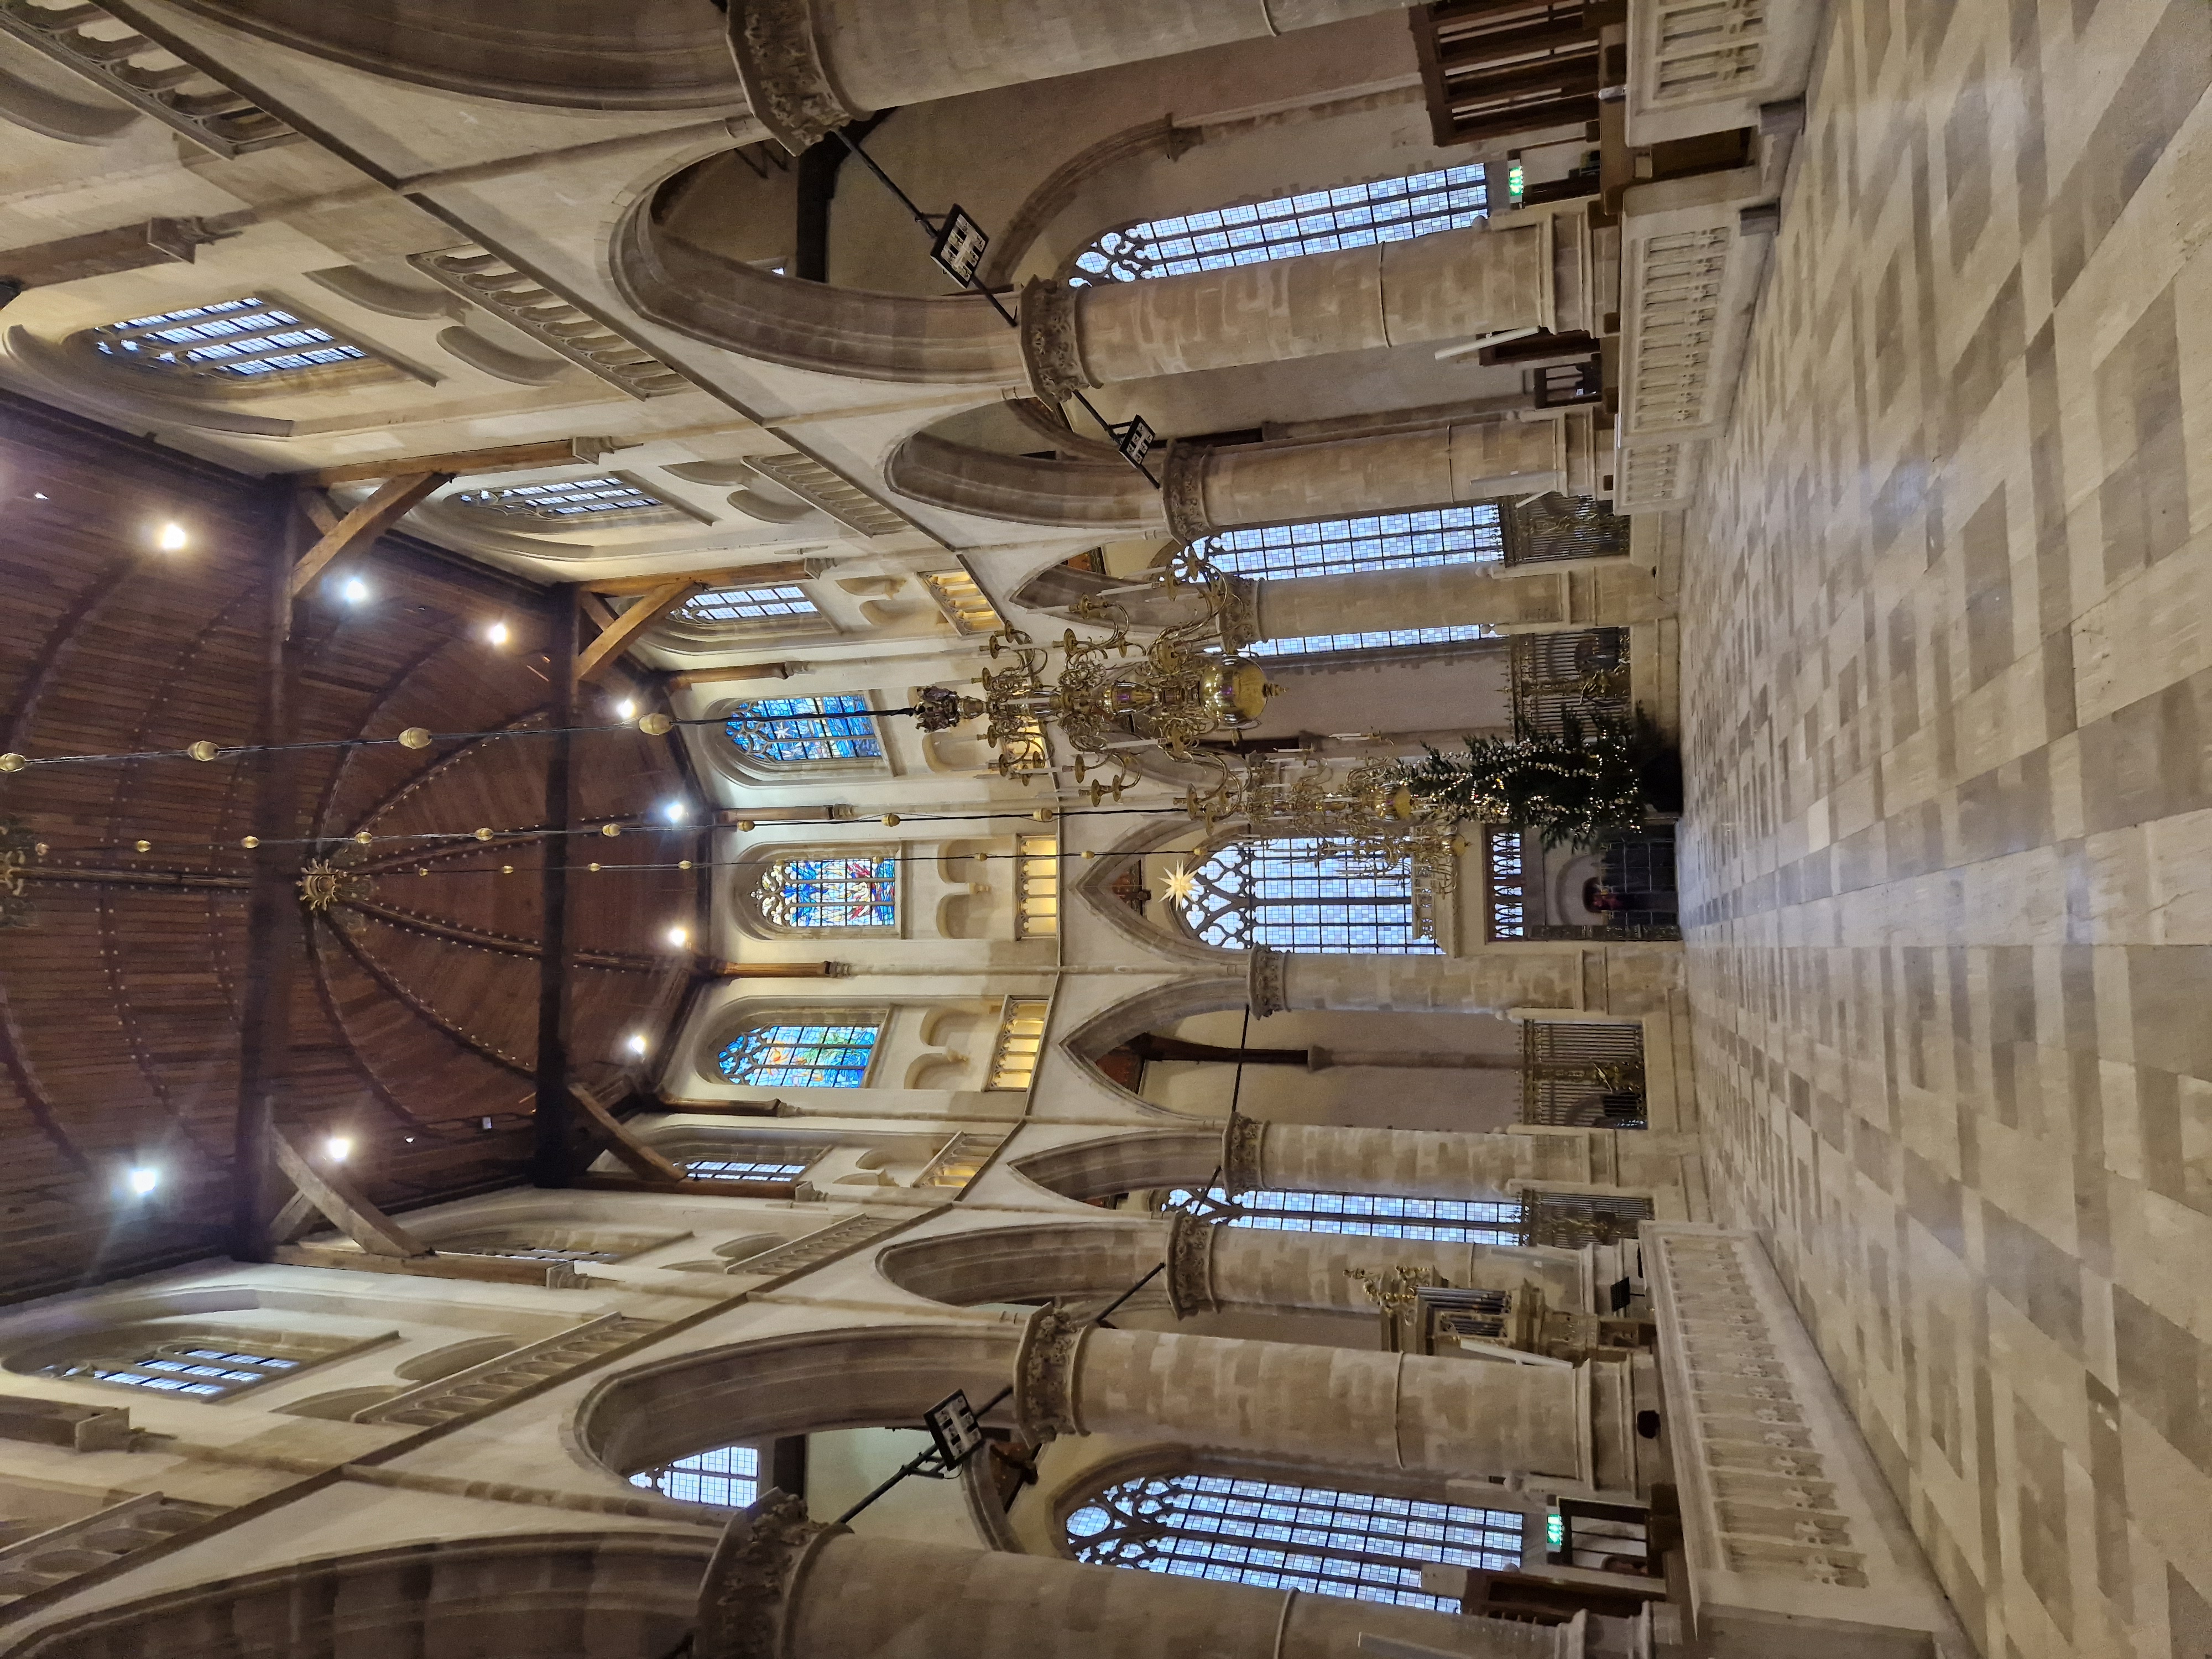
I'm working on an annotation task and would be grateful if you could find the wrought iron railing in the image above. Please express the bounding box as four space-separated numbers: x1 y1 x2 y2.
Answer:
1509 628 1631 737
1521 1021 1647 1130
1499 494 1632 566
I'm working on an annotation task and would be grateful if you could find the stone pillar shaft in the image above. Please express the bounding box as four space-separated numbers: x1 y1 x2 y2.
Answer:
1180 1215 1589 1314
710 1504 1580 1659
1250 559 1664 643
1249 942 1682 1020
1241 1119 1595 1201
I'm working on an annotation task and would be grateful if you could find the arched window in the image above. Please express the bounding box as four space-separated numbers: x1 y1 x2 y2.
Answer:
451 476 672 523
685 1148 821 1183
47 1342 301 1399
630 1444 758 1508
717 1022 880 1087
88 298 368 380
1065 1470 1525 1608
1070 164 1487 286
1167 1185 1525 1246
757 854 896 931
677 583 822 628
1198 505 1504 581
725 696 882 765
1183 839 1441 954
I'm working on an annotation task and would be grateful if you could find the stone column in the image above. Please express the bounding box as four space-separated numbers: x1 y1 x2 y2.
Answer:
1023 220 1550 402
1249 942 1682 1021
700 1493 1589 1659
1225 1115 1598 1201
1167 1211 1589 1316
1014 1307 1652 1493
1242 557 1666 645
735 0 1417 152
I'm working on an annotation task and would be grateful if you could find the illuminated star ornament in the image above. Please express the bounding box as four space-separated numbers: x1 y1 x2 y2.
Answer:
1160 863 1199 909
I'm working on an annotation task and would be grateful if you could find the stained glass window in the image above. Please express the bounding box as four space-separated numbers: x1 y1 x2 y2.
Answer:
52 1343 301 1399
90 298 368 380
758 855 896 931
630 1444 758 1509
725 696 882 765
1065 1472 1524 1609
1167 1186 1526 1246
679 584 821 627
1183 839 1440 954
1070 165 1487 286
717 1023 879 1088
452 477 669 520
686 1152 818 1183
1198 506 1504 581
1251 624 1493 659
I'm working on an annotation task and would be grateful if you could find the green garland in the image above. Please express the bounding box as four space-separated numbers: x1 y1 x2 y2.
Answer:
1390 709 1675 850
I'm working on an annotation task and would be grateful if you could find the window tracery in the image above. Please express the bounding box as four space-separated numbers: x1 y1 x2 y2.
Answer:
1167 1185 1525 1246
757 854 896 932
717 1022 880 1088
1069 164 1487 286
1064 1470 1523 1608
88 298 368 381
1197 505 1504 582
724 696 883 765
1183 839 1441 954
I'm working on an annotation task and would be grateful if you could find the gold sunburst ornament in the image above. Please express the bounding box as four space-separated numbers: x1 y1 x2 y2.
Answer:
1159 863 1199 909
297 858 373 913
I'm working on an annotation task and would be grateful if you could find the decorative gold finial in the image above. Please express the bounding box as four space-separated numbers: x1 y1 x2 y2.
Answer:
500 864 514 875
241 836 260 849
0 754 25 774
588 862 602 873
352 830 374 846
734 820 755 832
1032 807 1055 821
397 727 432 750
473 828 493 842
134 840 152 854
186 740 221 763
637 713 675 737
881 813 901 826
678 859 694 870
601 823 620 838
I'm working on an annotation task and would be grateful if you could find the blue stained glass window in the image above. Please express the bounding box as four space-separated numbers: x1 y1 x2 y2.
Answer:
1066 1472 1524 1610
718 1022 879 1088
726 696 883 764
1071 165 1487 286
1168 1185 1526 1246
1198 506 1504 581
91 298 369 380
760 856 896 931
630 1444 758 1509
1183 839 1439 954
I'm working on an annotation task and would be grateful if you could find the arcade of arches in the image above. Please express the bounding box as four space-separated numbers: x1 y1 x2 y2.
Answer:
0 2 2201 1656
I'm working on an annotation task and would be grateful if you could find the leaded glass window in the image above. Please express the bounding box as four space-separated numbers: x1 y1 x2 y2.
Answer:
452 477 669 521
1070 164 1486 286
1065 1472 1524 1609
90 298 368 380
1184 839 1439 954
685 1151 819 1183
50 1343 301 1399
1168 1186 1526 1246
630 1444 758 1508
1198 506 1504 581
758 855 896 931
679 583 821 627
725 696 882 765
717 1023 879 1088
1251 623 1493 659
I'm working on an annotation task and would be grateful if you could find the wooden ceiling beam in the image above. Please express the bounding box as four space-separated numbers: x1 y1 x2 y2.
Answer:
305 437 608 487
288 472 452 598
571 1083 686 1185
575 578 701 685
272 1131 430 1258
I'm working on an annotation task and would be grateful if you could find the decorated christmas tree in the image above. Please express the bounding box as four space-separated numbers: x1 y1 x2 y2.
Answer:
1390 708 1680 850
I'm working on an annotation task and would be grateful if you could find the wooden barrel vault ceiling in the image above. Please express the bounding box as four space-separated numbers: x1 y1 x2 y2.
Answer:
0 395 697 1303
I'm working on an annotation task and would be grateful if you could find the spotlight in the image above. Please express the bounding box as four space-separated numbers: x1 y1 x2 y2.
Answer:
662 799 688 823
324 1135 354 1163
665 925 690 950
124 1166 160 1197
486 620 510 646
615 699 637 720
626 1033 649 1056
340 576 370 604
155 522 187 551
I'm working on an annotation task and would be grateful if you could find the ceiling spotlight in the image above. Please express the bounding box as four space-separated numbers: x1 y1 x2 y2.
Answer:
340 576 370 604
662 800 688 823
324 1135 354 1163
625 1032 649 1056
155 522 187 552
665 925 690 950
486 620 510 646
33 492 47 500
615 699 637 720
124 1166 160 1197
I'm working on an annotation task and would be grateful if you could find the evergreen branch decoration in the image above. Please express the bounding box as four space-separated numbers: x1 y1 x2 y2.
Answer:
1387 708 1679 851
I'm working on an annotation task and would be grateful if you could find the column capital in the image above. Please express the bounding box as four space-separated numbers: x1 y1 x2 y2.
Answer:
1018 278 1095 405
1246 943 1289 1016
1164 1210 1220 1316
1013 1303 1090 1442
1220 1111 1267 1194
696 1490 842 1659
1160 441 1213 542
728 0 866 154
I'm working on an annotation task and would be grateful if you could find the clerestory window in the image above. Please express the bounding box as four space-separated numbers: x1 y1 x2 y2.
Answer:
1065 1470 1525 1609
684 1152 819 1184
1197 505 1504 582
1167 1185 1526 1246
1183 839 1441 954
757 854 896 932
451 477 670 522
717 1022 880 1088
1070 164 1487 286
89 298 368 381
630 1444 759 1508
49 1342 301 1400
677 583 822 628
724 696 882 765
